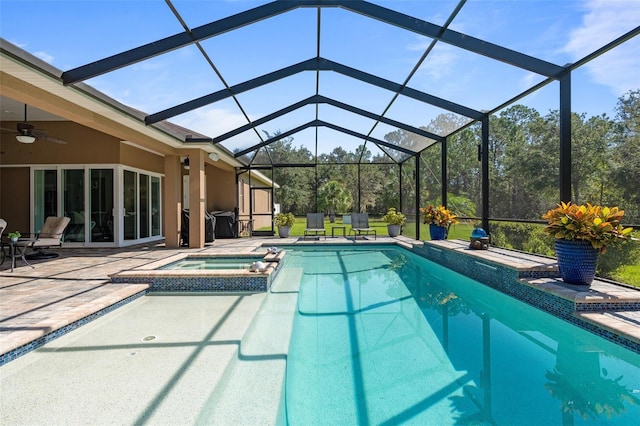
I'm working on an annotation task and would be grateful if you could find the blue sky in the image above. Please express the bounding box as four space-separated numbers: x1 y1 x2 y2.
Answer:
1 0 638 158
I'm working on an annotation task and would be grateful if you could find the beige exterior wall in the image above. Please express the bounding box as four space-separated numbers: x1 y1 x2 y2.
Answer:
236 176 273 231
204 164 236 211
120 143 164 174
252 188 273 230
237 178 249 217
0 167 31 233
0 121 120 165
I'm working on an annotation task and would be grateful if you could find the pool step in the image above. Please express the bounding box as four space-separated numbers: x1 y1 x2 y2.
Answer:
195 279 299 424
270 267 303 293
0 283 148 364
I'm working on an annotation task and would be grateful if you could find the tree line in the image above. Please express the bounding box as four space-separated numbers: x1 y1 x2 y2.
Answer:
248 89 639 225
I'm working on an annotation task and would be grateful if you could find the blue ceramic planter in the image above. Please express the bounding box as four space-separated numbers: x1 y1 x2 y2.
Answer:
429 224 447 240
554 239 599 285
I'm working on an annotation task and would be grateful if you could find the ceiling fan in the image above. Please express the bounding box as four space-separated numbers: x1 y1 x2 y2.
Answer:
1 104 67 144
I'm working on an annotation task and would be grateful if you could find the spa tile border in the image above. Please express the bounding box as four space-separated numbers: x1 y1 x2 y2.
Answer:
109 258 282 292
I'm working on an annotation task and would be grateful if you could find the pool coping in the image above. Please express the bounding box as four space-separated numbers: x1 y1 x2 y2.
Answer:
126 250 286 271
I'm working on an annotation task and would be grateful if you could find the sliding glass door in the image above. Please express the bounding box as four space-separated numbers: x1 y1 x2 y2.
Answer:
90 169 114 242
151 176 161 236
123 169 162 242
32 166 160 246
62 169 86 242
33 170 57 233
123 170 138 240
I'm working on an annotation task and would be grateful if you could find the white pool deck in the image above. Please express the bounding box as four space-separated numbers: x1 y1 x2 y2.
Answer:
1 236 639 425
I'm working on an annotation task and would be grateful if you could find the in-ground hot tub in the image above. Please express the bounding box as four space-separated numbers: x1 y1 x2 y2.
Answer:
110 251 285 292
158 255 266 271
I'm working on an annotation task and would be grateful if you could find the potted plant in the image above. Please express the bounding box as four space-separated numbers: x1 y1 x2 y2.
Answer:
542 202 632 285
274 212 296 238
382 207 406 237
8 231 21 242
420 205 458 240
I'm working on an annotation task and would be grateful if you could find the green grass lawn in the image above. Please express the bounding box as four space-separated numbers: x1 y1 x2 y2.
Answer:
267 216 476 240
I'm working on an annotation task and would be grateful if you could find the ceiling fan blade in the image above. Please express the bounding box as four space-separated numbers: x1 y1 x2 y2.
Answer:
1 127 19 134
17 122 34 132
41 135 68 144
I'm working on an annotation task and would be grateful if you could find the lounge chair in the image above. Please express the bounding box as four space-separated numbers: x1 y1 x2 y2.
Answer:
304 213 326 240
349 213 376 240
21 216 71 260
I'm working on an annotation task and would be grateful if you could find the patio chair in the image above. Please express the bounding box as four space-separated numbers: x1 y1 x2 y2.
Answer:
21 216 71 260
304 213 326 240
349 213 376 240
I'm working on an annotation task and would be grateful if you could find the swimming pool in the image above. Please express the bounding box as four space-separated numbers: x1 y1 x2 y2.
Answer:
282 246 640 425
2 244 638 424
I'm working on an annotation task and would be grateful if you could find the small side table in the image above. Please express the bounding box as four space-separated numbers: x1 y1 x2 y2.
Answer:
331 226 346 238
8 238 36 272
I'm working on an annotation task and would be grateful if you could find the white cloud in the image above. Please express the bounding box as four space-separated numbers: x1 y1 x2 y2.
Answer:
520 72 542 91
564 0 640 95
173 106 255 145
407 35 432 52
131 59 166 72
410 40 458 80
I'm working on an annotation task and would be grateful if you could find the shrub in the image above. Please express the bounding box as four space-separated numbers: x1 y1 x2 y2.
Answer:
274 212 296 227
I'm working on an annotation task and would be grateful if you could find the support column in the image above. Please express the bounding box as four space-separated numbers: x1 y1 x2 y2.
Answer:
188 150 206 248
163 155 182 248
559 72 572 203
442 137 448 206
357 163 361 212
415 154 420 240
481 115 490 232
399 162 403 213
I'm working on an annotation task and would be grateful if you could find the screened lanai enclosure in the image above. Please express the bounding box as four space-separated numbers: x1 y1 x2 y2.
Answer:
3 0 638 241
45 0 639 240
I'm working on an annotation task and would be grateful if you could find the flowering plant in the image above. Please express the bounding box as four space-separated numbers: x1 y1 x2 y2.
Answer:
541 202 632 253
382 208 406 226
420 205 458 227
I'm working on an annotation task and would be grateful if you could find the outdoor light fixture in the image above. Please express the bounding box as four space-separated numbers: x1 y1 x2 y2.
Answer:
208 152 219 161
183 158 190 170
16 134 36 144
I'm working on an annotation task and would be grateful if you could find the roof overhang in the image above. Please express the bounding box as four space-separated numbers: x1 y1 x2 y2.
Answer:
0 38 245 170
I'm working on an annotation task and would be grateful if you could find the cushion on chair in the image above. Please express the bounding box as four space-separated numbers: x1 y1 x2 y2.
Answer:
39 217 71 238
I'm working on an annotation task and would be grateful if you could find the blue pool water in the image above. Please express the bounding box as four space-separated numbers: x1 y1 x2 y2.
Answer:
282 246 640 425
158 255 264 270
